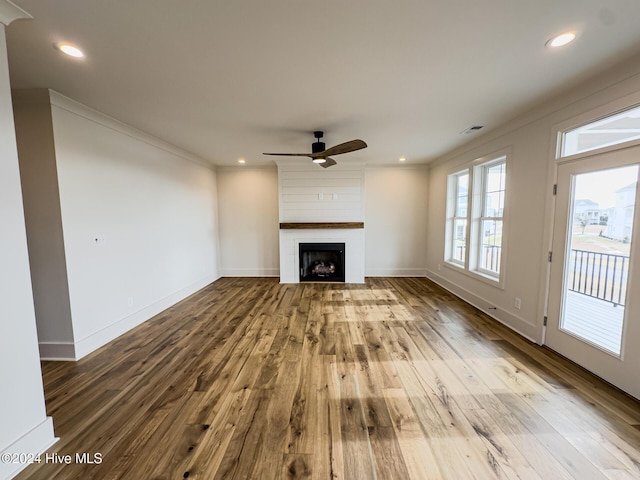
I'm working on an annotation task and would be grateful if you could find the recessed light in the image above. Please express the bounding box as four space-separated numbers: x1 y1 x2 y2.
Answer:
238 158 246 164
56 43 85 58
399 157 406 162
546 32 576 48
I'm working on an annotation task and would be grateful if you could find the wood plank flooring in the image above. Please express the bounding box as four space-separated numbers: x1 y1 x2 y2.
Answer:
15 277 640 479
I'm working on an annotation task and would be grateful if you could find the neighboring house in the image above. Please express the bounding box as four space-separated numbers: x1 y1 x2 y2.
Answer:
574 199 601 225
605 183 637 242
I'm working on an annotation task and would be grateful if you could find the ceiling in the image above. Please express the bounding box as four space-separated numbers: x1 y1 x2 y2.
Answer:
6 0 640 167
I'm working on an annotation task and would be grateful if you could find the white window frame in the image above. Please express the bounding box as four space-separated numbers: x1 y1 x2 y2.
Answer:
470 157 507 279
444 150 510 288
445 169 469 268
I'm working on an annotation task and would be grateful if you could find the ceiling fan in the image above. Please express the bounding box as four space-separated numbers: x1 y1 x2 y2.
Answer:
263 131 367 168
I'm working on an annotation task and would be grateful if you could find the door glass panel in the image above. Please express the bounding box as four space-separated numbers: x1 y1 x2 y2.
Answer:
561 165 638 355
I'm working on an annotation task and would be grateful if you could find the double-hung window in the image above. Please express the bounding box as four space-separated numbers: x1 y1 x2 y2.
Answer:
446 170 469 266
445 153 508 284
473 159 506 276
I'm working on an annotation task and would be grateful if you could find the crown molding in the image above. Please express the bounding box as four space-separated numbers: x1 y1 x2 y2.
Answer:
48 89 213 169
0 0 31 26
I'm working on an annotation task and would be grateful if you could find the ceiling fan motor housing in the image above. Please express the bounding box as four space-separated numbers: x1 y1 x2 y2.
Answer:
312 141 325 153
312 131 325 154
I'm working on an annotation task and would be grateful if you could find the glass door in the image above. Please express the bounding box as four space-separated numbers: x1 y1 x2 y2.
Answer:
546 147 640 399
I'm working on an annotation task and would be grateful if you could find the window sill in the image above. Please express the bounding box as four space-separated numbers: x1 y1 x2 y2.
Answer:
442 261 505 290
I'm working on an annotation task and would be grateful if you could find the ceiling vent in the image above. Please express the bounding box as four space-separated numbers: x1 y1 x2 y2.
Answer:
461 125 484 135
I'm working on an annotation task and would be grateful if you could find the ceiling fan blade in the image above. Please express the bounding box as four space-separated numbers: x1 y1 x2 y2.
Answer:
319 158 337 168
316 139 367 157
263 152 312 157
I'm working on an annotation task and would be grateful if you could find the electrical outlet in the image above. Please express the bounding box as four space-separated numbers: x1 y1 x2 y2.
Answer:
318 193 324 200
438 263 442 271
127 297 134 307
515 297 522 310
332 193 338 200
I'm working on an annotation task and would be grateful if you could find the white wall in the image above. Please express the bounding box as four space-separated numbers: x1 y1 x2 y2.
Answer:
277 159 365 222
425 52 640 343
13 89 74 357
216 166 279 276
215 163 432 280
365 166 429 276
13 89 220 360
0 21 56 480
51 93 219 358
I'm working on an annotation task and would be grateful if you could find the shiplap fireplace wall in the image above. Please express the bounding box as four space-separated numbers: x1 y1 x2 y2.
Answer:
276 159 365 283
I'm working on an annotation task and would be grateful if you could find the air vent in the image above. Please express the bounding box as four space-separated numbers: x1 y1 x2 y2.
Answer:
461 125 484 135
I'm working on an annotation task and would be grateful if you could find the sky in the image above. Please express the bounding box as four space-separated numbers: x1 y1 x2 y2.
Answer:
574 165 638 209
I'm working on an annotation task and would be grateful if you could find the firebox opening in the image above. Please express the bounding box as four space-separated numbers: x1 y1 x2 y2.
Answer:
299 243 345 282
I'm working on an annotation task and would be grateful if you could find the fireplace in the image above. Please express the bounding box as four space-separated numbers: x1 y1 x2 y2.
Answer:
299 243 345 282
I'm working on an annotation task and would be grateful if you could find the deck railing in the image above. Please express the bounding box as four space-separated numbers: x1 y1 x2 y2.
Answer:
481 245 501 273
453 245 501 273
568 249 629 307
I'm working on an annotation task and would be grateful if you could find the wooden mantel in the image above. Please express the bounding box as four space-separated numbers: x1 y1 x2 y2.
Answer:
279 222 364 230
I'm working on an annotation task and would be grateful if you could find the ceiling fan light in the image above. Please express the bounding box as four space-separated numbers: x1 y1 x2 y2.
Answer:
313 158 326 164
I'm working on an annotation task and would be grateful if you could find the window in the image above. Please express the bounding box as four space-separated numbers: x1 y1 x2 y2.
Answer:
474 159 506 276
561 104 640 157
445 154 508 283
446 170 469 266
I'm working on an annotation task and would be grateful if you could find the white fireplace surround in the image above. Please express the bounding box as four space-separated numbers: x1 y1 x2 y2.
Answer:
276 159 366 284
279 229 365 283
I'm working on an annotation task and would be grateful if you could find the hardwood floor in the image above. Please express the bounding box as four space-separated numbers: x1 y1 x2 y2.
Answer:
16 277 640 479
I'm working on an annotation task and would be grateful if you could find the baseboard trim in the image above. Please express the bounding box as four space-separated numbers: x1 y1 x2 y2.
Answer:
425 270 542 344
0 417 57 480
73 274 218 360
38 341 75 361
220 268 280 277
366 268 428 277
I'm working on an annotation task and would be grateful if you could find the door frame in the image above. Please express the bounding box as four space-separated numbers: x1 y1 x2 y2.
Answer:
541 93 640 348
541 108 640 399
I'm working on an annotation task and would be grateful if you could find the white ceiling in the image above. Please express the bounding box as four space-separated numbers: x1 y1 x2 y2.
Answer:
6 0 640 167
